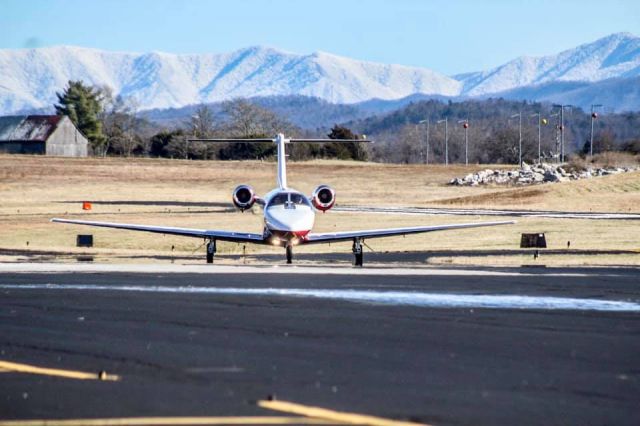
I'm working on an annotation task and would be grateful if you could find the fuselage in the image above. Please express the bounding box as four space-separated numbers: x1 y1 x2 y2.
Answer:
262 189 315 246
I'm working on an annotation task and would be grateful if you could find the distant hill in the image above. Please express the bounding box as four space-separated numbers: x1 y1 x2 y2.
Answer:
1 32 639 115
141 94 449 130
489 76 640 112
344 98 640 162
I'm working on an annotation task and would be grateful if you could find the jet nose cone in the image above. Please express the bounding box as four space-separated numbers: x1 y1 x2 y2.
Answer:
267 207 315 232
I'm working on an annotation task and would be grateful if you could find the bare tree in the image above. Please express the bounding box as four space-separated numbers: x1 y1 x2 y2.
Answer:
189 105 215 138
382 125 423 164
222 99 294 137
102 94 141 157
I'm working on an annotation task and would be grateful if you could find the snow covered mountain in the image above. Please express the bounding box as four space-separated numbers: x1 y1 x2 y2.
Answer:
456 32 640 96
0 45 461 114
0 32 639 115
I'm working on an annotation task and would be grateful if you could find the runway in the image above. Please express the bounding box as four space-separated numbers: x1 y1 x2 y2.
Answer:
334 205 640 220
1 266 639 425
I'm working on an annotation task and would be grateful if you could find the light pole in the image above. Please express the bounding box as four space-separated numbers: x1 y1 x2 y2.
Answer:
436 118 448 165
553 104 572 163
510 112 522 166
418 119 430 164
549 112 560 162
530 112 544 164
590 104 603 159
457 119 469 165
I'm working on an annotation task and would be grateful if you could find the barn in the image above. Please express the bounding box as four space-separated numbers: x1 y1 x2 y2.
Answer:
0 115 88 157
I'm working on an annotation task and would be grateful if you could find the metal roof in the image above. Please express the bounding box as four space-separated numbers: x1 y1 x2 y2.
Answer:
0 115 64 142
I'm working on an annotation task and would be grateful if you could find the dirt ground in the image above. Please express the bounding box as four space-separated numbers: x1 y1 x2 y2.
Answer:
0 154 638 266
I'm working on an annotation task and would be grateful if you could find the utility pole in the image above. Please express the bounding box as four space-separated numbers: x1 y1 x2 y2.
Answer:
590 104 603 159
560 107 564 162
549 112 560 163
458 119 469 165
553 104 572 163
530 112 544 164
437 118 448 165
414 124 424 164
418 119 430 164
510 112 522 167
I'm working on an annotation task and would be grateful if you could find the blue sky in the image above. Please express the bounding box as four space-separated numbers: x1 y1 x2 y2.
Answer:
1 0 638 75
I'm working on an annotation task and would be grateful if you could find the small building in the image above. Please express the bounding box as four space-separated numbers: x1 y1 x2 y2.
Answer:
0 115 88 157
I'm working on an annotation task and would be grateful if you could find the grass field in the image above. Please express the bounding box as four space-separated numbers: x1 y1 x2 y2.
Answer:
0 154 638 266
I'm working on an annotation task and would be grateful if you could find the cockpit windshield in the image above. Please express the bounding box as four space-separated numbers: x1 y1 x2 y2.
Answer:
268 192 311 208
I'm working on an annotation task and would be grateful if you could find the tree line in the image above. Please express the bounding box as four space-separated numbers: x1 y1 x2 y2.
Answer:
55 80 639 164
349 98 640 164
54 80 368 161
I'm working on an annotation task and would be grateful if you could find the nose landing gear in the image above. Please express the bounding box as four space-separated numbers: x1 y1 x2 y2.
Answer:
286 244 293 264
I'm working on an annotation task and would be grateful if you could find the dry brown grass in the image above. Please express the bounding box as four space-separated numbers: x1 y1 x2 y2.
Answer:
0 154 638 266
567 152 640 171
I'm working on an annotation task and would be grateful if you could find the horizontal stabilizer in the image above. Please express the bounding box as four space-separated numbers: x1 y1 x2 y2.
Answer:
187 138 274 143
290 138 373 143
187 138 373 143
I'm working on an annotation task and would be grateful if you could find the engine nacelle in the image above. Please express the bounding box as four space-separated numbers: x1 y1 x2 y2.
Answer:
232 185 256 211
311 185 336 211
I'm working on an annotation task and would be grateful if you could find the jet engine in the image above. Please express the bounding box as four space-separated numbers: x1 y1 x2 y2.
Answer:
311 185 336 211
232 185 256 211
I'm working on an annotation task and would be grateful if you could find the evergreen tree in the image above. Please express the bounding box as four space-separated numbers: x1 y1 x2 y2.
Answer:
326 125 368 161
55 80 106 152
150 130 184 157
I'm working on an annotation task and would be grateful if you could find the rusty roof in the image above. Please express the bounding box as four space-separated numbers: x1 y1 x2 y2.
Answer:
0 115 64 142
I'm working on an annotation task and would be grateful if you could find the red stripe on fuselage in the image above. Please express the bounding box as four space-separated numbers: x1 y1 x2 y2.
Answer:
269 229 310 241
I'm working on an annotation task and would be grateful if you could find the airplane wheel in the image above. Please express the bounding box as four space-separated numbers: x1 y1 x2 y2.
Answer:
286 245 293 264
355 251 363 267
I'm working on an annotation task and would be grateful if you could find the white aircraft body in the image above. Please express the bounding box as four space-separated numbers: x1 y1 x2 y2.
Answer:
52 134 514 265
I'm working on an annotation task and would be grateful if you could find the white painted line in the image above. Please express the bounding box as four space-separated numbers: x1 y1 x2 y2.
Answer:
2 284 639 312
0 263 611 277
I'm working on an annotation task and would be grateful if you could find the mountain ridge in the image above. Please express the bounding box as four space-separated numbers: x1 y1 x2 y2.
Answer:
1 32 639 115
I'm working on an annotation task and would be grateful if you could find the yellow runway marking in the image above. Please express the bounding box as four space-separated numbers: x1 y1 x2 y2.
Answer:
258 400 426 426
0 417 334 426
0 360 120 381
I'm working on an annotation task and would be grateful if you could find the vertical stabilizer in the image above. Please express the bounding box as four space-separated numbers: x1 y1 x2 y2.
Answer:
276 133 288 189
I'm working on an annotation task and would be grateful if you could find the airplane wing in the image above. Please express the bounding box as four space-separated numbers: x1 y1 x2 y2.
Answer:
51 218 266 244
304 220 515 244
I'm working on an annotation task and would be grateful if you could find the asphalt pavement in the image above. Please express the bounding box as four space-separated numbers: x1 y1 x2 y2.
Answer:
1 267 639 425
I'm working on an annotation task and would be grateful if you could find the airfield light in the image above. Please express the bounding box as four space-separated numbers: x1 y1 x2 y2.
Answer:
589 104 603 159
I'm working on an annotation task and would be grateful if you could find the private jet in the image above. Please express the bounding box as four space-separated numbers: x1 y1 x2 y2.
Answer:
52 134 514 265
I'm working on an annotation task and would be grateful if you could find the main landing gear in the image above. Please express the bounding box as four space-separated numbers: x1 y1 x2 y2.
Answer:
352 238 364 267
286 244 293 264
206 239 216 264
